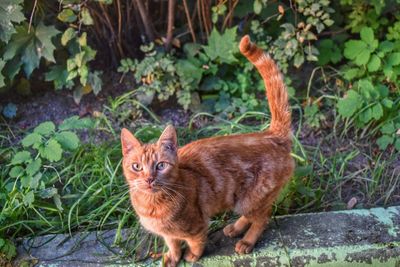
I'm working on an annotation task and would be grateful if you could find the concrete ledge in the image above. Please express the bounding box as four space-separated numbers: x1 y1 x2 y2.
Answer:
15 207 400 266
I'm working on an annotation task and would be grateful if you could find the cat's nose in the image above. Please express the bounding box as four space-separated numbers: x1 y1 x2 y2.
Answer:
146 177 155 185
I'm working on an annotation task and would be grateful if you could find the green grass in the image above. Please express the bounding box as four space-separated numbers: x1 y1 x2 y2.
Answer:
1 91 399 263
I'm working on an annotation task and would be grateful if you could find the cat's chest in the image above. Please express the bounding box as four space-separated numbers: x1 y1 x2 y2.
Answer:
139 215 176 236
132 202 175 235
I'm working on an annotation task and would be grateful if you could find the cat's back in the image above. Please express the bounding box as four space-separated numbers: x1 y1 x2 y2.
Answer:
178 131 291 160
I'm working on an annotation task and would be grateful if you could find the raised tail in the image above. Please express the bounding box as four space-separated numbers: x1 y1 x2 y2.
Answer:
239 35 291 138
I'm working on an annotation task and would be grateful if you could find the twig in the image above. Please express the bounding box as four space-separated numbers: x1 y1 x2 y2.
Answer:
222 0 239 31
197 0 205 42
134 0 155 41
183 0 197 42
116 0 125 57
165 0 176 51
201 0 211 36
28 0 38 33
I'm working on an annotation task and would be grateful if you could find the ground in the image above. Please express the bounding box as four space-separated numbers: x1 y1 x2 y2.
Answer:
1 79 399 212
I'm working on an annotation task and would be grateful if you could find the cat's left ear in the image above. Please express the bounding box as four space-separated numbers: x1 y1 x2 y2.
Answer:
158 125 177 152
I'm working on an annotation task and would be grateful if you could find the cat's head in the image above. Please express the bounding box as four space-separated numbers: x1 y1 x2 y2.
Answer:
121 125 178 194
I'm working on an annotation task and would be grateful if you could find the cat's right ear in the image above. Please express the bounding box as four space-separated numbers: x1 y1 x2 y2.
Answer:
121 128 141 156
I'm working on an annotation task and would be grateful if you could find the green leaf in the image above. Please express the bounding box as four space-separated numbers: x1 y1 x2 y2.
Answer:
371 103 383 120
355 49 371 66
382 99 393 108
203 27 238 64
34 121 55 136
358 79 375 99
53 194 63 211
9 166 24 178
88 71 102 95
0 0 25 43
360 27 374 44
39 187 58 199
22 133 42 147
57 8 77 23
293 53 305 68
379 41 394 53
395 139 400 151
41 139 62 162
59 116 94 130
11 151 31 165
344 40 367 60
317 39 342 65
387 52 400 66
81 8 94 25
61 28 76 46
21 39 40 77
359 107 372 123
253 0 263 14
3 22 60 78
0 237 16 260
45 64 74 90
381 122 395 134
20 175 31 188
35 22 60 63
377 135 394 150
26 158 41 176
337 90 362 118
343 68 360 80
78 32 87 46
367 55 381 72
23 191 35 206
55 131 79 151
176 59 203 86
30 172 42 189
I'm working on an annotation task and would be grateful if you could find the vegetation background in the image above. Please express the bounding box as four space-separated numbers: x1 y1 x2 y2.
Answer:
0 0 399 264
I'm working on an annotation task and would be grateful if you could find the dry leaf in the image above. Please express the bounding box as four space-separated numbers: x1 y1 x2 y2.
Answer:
347 197 357 209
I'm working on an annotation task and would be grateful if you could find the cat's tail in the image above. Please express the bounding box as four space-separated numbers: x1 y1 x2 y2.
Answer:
239 35 291 138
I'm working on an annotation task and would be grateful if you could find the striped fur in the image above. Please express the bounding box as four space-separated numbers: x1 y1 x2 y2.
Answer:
121 36 294 267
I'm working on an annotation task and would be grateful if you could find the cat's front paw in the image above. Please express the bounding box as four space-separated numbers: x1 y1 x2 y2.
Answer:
184 249 200 262
235 239 254 254
161 252 180 267
223 223 241 238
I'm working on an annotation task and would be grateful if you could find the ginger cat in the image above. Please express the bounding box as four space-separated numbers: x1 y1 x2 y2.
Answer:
121 35 294 267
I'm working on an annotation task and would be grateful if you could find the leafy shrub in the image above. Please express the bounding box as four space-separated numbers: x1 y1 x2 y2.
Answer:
118 43 198 111
1 116 93 237
337 79 394 127
0 1 105 100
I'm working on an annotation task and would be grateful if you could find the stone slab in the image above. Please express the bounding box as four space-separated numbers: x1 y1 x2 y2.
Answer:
15 206 400 267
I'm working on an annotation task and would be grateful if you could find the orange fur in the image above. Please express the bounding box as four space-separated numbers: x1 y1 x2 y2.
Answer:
121 35 294 267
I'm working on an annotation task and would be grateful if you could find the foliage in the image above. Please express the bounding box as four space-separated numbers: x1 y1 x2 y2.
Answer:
0 0 104 101
377 119 400 151
339 0 390 33
0 0 25 43
304 101 326 129
1 117 93 240
48 2 103 103
118 43 198 111
333 22 400 150
337 79 395 127
0 237 16 265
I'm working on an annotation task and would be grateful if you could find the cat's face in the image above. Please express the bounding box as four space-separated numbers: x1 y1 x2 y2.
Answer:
121 126 178 194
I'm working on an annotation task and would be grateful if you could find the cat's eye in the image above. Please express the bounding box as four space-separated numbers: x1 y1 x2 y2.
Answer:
132 163 142 172
156 162 167 171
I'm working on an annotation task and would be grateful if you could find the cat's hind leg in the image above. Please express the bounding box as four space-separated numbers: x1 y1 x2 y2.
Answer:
223 215 251 238
235 206 272 254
